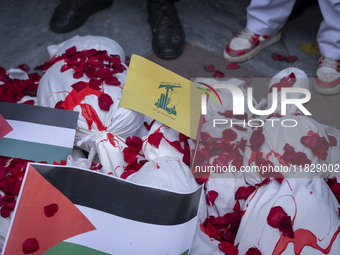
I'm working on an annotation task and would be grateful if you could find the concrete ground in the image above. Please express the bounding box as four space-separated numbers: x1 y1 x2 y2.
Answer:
0 0 339 128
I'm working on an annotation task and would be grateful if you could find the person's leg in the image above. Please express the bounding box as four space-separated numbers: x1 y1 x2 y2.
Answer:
223 0 295 62
246 0 296 35
50 0 113 33
147 0 185 59
314 0 340 95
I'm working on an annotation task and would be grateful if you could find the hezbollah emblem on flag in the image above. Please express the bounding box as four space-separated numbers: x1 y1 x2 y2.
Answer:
154 83 181 116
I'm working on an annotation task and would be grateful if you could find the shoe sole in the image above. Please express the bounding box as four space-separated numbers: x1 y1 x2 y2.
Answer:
314 80 340 95
223 32 281 62
50 0 113 33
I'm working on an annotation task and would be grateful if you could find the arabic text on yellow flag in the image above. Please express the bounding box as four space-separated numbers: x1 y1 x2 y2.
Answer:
120 55 202 139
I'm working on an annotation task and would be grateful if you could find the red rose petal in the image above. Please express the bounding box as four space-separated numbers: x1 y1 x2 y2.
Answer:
204 64 215 72
71 81 88 92
89 78 102 90
222 129 238 142
213 70 225 78
95 68 111 78
17 64 30 72
206 190 218 206
233 200 241 212
278 215 294 238
227 63 240 70
0 206 11 218
44 203 59 217
104 76 121 86
246 247 262 255
85 66 96 78
123 147 138 164
218 241 239 255
22 238 39 254
249 129 265 151
328 134 337 147
126 136 143 152
330 183 340 204
148 132 163 148
284 55 297 62
55 100 64 109
73 71 83 79
271 53 285 61
121 169 138 179
235 186 256 200
98 93 113 111
267 206 288 228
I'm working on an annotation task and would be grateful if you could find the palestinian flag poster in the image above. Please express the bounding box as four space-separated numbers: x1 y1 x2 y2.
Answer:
2 163 202 255
0 102 78 163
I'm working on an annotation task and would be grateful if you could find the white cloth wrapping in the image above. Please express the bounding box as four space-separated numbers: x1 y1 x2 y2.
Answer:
37 36 144 162
235 176 340 255
142 121 185 162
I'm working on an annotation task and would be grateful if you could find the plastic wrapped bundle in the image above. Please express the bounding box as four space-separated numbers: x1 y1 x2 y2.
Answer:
37 36 144 160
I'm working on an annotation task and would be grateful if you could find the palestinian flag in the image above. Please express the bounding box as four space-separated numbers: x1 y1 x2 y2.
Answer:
0 102 78 163
2 164 201 255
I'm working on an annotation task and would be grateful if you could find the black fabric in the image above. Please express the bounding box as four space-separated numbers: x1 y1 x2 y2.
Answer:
0 102 78 129
50 0 113 33
32 164 202 226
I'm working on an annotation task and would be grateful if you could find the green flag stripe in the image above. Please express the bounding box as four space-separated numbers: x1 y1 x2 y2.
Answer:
43 242 110 255
0 138 72 163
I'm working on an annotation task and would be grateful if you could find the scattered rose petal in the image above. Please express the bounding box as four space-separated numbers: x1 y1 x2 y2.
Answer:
148 132 163 148
267 206 288 228
123 147 138 164
235 186 256 200
213 70 225 78
278 215 294 238
328 134 337 147
227 63 240 70
218 241 239 255
126 136 143 152
121 169 138 179
71 81 87 92
233 200 241 212
206 190 218 206
44 203 59 217
249 129 265 151
301 135 329 160
89 78 102 90
204 65 215 72
55 100 64 109
104 76 121 86
0 206 11 218
284 55 297 62
73 71 83 79
17 64 30 72
222 129 238 142
330 183 340 204
271 53 285 61
246 247 262 255
98 93 113 111
22 238 39 254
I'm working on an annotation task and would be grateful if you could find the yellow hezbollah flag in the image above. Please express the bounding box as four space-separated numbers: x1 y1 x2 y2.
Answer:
120 55 203 139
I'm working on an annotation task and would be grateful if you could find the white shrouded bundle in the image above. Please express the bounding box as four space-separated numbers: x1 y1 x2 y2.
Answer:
37 36 144 161
235 176 340 255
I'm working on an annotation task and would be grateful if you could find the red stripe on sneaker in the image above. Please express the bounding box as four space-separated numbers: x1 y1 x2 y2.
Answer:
315 75 340 88
225 44 249 57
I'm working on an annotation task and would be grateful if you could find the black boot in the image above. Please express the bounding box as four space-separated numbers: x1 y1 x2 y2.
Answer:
147 0 185 59
50 0 113 33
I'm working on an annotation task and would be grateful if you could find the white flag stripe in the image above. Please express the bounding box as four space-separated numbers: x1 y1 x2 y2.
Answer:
5 120 75 148
66 205 196 255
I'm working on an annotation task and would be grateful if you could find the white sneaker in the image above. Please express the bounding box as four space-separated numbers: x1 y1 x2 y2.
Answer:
314 56 340 95
223 28 281 62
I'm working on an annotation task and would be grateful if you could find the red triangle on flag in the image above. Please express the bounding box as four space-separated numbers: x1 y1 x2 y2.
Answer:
3 165 96 254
